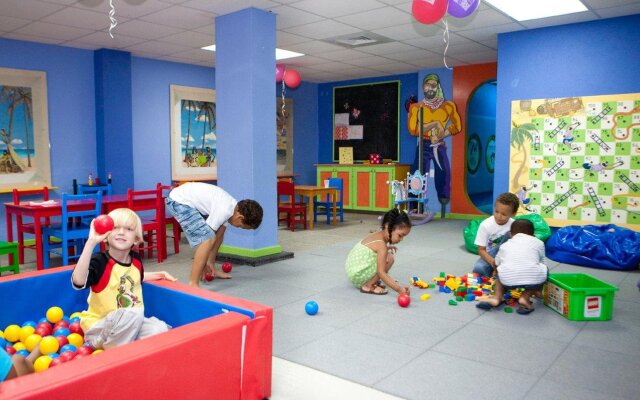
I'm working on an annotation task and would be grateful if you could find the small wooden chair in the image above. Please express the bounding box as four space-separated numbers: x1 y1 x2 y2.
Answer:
313 177 344 224
157 183 181 258
0 241 20 276
127 186 165 263
12 187 50 263
277 180 307 231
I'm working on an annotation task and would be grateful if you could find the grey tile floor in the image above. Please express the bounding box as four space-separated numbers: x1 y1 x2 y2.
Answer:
15 213 640 400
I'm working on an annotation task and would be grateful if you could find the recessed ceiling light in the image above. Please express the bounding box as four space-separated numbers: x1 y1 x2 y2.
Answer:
201 45 304 61
485 0 587 21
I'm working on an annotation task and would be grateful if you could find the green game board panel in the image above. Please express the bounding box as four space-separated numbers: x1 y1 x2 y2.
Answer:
614 142 631 155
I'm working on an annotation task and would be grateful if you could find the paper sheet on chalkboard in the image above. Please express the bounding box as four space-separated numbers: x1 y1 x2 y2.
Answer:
349 125 363 139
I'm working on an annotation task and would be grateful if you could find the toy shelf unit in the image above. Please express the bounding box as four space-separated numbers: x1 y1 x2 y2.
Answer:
316 164 410 212
543 273 619 321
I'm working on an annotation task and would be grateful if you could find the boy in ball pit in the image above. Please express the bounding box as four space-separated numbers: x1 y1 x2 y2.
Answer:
0 346 40 382
71 208 176 350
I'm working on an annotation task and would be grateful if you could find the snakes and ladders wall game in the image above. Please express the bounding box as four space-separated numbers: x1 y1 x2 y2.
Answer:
509 93 640 232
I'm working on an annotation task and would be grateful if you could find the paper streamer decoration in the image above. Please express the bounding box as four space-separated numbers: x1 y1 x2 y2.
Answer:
412 0 448 25
447 0 480 18
108 0 117 38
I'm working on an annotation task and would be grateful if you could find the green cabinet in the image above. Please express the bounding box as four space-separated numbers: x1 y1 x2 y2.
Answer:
316 164 410 212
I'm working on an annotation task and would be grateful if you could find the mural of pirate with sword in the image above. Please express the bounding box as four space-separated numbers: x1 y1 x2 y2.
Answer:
407 73 462 215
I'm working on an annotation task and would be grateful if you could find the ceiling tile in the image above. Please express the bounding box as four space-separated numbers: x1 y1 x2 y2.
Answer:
157 30 213 47
2 31 66 45
182 0 278 15
285 40 345 55
170 48 215 62
73 0 173 19
269 5 325 29
447 8 516 31
14 21 94 41
455 22 524 42
69 31 148 49
334 6 412 31
316 48 374 62
284 19 360 40
357 41 419 56
111 19 184 40
42 6 129 30
595 4 640 18
0 0 64 19
0 15 32 32
276 31 312 47
290 0 388 19
122 39 192 55
519 11 599 29
139 5 214 29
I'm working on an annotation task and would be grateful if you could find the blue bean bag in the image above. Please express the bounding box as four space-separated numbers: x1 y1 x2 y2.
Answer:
546 224 640 271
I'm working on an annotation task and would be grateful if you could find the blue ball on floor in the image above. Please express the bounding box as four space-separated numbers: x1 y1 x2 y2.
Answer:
305 301 319 316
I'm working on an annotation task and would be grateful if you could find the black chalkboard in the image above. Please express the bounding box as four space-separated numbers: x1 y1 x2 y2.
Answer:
333 81 400 162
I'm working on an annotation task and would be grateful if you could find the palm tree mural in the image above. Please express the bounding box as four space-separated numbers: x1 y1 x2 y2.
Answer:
181 99 198 164
197 101 215 151
0 85 32 173
510 121 537 191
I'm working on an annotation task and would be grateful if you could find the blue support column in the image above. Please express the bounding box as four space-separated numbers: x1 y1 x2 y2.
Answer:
94 49 133 193
216 8 281 259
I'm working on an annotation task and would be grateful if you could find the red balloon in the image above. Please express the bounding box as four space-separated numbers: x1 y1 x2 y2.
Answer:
397 294 411 308
276 64 285 83
94 214 114 234
412 0 448 25
283 69 301 89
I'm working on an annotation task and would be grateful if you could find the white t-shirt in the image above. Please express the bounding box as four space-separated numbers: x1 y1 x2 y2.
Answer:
169 182 237 232
474 216 514 254
496 233 548 287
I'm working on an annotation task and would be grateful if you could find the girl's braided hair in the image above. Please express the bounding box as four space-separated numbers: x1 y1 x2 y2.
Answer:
381 208 412 245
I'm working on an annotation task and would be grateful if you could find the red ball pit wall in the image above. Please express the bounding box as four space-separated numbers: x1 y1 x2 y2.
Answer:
0 267 272 400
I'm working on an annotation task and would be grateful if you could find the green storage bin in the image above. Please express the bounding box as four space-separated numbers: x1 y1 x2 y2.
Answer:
543 273 619 321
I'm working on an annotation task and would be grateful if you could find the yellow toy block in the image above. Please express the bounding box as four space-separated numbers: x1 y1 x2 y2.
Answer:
420 294 431 301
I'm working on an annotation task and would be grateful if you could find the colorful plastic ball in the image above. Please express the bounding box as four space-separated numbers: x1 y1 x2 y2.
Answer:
222 262 233 273
204 272 214 282
12 342 26 351
16 349 30 357
67 333 84 348
77 345 94 356
24 333 42 352
60 344 77 354
69 321 84 336
47 352 60 359
94 214 115 234
38 317 49 324
5 346 16 355
397 294 411 308
305 301 319 316
59 350 76 362
53 320 69 330
35 325 52 338
4 324 21 343
283 69 301 89
92 349 104 355
19 326 36 343
46 306 64 324
34 355 53 372
39 336 60 355
69 316 81 323
62 315 70 323
70 312 82 320
21 320 37 329
0 338 6 349
53 327 71 337
55 335 69 349
49 357 63 368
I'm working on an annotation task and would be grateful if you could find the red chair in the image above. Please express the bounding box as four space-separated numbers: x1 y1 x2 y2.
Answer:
127 187 165 263
12 187 50 263
277 180 307 231
157 183 181 258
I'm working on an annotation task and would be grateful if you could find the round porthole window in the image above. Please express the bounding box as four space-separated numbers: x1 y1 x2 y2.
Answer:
467 133 481 174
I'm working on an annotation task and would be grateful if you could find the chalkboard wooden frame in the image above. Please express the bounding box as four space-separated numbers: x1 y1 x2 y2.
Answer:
332 80 400 162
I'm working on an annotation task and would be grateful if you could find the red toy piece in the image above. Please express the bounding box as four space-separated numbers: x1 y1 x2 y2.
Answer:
93 214 114 234
397 294 411 308
221 262 233 273
204 272 214 282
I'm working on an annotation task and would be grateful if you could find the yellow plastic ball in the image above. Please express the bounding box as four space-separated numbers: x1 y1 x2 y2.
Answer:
69 312 82 320
39 336 60 355
24 334 42 352
12 341 26 351
46 306 64 324
4 324 21 343
67 333 84 348
19 326 36 343
33 355 52 372
92 349 103 355
0 330 4 339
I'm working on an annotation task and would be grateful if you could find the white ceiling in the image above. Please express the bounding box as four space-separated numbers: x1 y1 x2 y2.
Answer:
1 0 640 83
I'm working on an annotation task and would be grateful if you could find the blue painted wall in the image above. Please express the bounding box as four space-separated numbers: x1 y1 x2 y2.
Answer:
495 14 640 198
130 57 214 190
466 81 496 196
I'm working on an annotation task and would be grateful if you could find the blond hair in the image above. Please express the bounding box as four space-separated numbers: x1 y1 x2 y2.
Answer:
107 208 144 244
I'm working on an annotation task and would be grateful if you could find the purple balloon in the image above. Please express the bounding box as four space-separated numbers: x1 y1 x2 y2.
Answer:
447 0 480 18
276 64 285 83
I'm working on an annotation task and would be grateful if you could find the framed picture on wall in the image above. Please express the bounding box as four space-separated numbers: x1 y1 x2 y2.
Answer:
276 97 293 175
0 67 51 192
170 84 216 181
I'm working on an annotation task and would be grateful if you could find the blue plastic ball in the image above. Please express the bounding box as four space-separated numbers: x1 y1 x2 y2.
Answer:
47 352 60 359
16 349 30 357
21 320 37 328
38 317 49 324
53 327 71 337
0 338 6 349
305 301 319 316
60 344 77 354
70 316 81 323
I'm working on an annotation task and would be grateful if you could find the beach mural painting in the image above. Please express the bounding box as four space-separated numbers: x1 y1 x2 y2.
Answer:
0 67 51 192
170 85 216 181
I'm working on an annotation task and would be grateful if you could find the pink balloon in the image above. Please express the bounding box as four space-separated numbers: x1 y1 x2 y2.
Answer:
276 64 285 83
283 69 301 89
412 0 448 25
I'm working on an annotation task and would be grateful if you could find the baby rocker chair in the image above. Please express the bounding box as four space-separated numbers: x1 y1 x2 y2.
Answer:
388 170 434 225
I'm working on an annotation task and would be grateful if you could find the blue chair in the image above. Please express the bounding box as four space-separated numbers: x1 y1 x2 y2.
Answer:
313 177 344 224
389 170 433 225
78 183 112 196
42 192 102 268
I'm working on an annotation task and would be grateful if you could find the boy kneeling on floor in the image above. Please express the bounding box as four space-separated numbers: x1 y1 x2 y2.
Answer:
476 219 548 315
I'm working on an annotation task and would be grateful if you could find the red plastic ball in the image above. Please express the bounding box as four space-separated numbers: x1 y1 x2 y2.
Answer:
53 320 69 330
59 351 76 362
69 321 84 336
5 346 16 355
55 335 69 349
49 357 63 368
77 345 94 356
204 272 214 282
397 294 411 308
221 262 233 273
94 214 114 234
